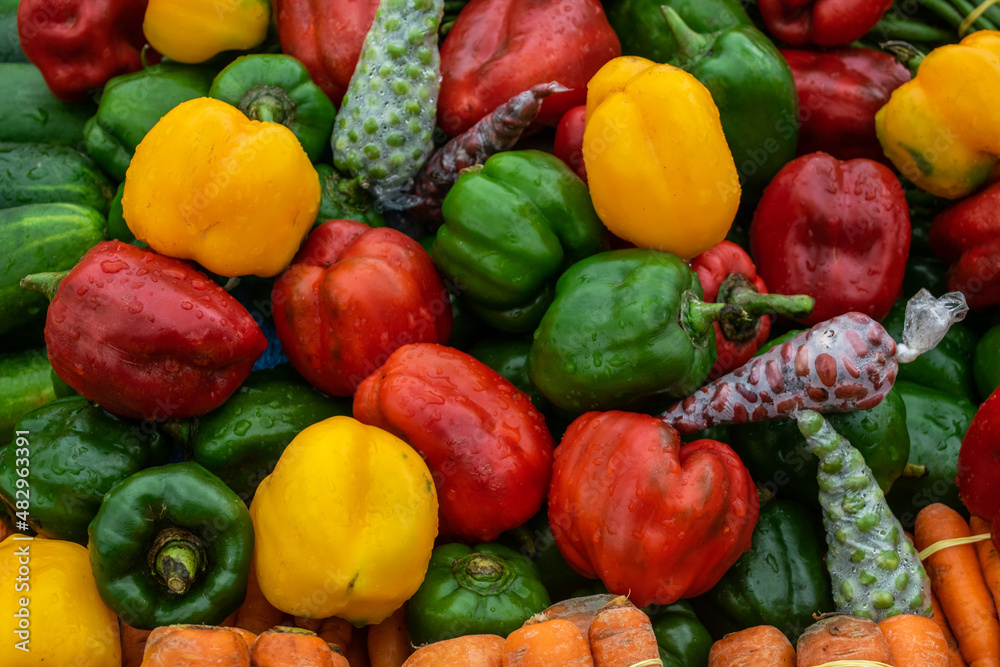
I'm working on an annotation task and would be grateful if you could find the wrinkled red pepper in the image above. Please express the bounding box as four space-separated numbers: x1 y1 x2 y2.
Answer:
271 220 452 397
273 0 379 105
17 0 147 102
782 47 911 163
548 411 758 606
749 152 911 325
552 105 587 183
758 0 893 46
353 343 555 542
437 0 620 136
957 386 1000 542
690 241 773 379
929 179 1000 310
26 241 266 420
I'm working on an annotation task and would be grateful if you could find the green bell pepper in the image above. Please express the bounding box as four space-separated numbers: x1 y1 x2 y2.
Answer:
647 601 713 667
661 8 798 207
185 366 352 503
314 163 387 228
729 386 910 506
528 248 813 413
406 542 551 645
882 298 979 402
604 0 751 64
209 54 336 163
88 461 254 630
83 63 216 181
975 324 1000 399
497 507 590 602
432 150 606 333
887 381 977 530
691 499 833 643
0 396 170 544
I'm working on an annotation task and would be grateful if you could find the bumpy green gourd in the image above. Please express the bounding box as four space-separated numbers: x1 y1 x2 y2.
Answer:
332 0 443 208
796 409 932 622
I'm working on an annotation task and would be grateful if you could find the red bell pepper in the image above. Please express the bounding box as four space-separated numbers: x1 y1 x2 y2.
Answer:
17 0 147 102
353 343 555 543
273 0 380 106
22 241 266 420
782 47 911 163
749 152 911 325
548 411 758 607
437 0 620 137
957 386 1000 530
929 179 1000 310
271 220 452 397
552 105 587 183
689 241 774 379
758 0 893 46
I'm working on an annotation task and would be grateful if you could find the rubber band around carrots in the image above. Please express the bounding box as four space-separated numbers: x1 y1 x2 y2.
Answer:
918 533 993 560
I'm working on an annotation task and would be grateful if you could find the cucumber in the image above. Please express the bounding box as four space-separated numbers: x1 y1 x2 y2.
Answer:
0 64 96 146
0 202 106 335
0 0 26 63
0 143 115 212
0 348 58 446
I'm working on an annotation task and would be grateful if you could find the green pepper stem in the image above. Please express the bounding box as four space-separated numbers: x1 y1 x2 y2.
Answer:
240 85 295 126
660 5 712 66
902 462 928 478
880 41 926 75
150 528 207 596
453 552 515 595
20 271 70 301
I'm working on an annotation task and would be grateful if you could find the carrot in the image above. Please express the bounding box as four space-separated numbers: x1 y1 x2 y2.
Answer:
528 594 619 642
588 596 659 667
120 620 152 667
368 606 413 667
931 587 967 667
503 618 594 666
345 626 371 667
401 634 504 667
794 614 895 667
915 503 1000 667
970 516 1000 613
310 616 355 654
229 627 258 649
878 614 950 667
234 561 284 635
250 626 349 667
707 625 795 667
140 625 251 667
0 520 11 542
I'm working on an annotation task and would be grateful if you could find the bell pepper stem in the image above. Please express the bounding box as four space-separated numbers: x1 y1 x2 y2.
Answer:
660 5 712 65
240 85 294 126
453 552 515 595
683 275 814 343
902 462 928 478
20 270 71 301
150 528 207 596
881 40 927 74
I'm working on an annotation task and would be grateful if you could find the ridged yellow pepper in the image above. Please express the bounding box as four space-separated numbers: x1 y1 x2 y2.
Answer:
143 0 270 64
583 56 740 260
249 416 439 625
123 97 320 278
876 31 1000 199
0 537 120 667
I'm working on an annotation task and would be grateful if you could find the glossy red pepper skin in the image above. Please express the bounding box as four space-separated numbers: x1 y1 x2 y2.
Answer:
274 0 379 106
548 411 758 607
353 343 555 542
957 387 1000 523
758 0 893 46
782 47 910 163
552 105 587 183
929 180 1000 309
689 241 771 379
41 241 266 420
437 0 620 137
272 220 452 397
749 152 910 325
17 0 147 102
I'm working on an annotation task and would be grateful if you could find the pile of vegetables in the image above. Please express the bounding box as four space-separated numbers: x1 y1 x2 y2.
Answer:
3 0 1000 665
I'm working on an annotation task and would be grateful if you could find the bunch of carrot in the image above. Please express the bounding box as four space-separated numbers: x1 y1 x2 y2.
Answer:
401 594 661 667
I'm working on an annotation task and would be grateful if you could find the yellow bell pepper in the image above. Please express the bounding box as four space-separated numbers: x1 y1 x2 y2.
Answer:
143 0 271 64
123 97 320 278
250 416 439 625
876 31 1000 199
0 537 120 667
583 56 740 260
